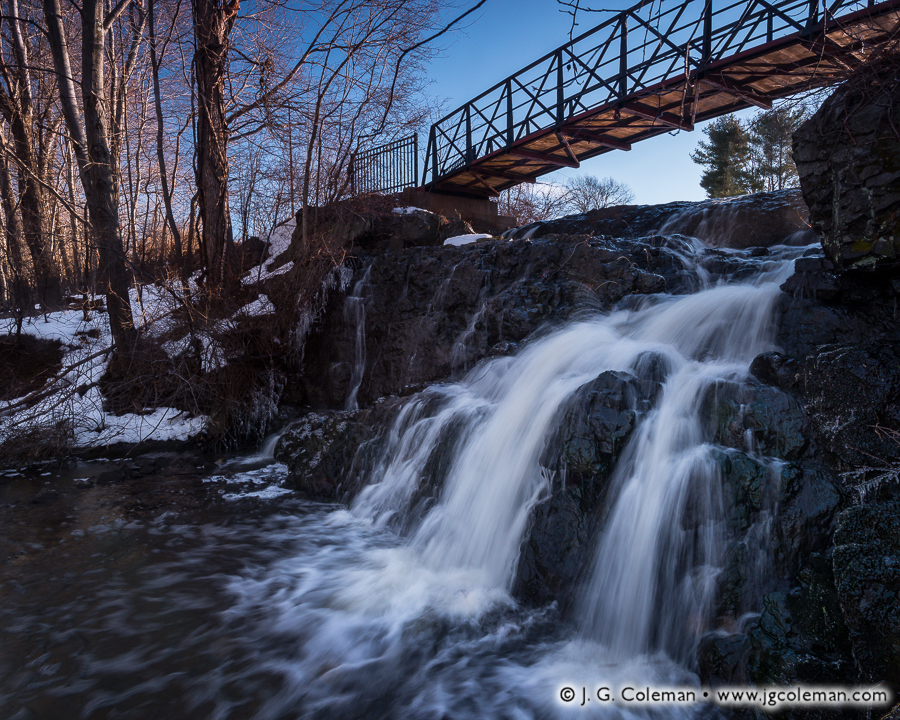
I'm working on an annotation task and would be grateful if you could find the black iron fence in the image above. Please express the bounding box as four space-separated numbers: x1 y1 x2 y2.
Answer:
349 134 419 195
423 0 885 186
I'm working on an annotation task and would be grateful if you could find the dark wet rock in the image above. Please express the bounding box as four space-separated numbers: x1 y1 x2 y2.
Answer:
750 352 801 390
793 58 900 271
544 370 641 477
832 502 900 686
513 484 601 612
275 410 369 502
783 343 900 471
515 371 642 609
708 381 810 460
779 256 841 302
299 235 726 410
96 468 127 485
275 397 408 503
746 551 855 686
712 448 769 532
355 208 446 251
507 190 811 249
698 632 751 686
712 455 841 615
31 488 58 504
776 463 842 576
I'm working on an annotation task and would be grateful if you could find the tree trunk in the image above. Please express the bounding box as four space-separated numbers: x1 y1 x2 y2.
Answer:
193 0 237 292
0 0 59 307
149 0 184 273
42 0 137 349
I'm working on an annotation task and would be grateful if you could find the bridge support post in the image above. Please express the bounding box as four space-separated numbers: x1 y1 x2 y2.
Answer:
618 15 628 98
506 79 514 146
465 104 473 164
557 49 565 123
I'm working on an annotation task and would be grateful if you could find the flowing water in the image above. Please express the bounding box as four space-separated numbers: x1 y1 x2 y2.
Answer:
0 245 809 719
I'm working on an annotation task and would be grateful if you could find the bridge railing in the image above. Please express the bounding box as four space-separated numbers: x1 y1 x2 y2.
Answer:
423 0 869 187
350 133 419 196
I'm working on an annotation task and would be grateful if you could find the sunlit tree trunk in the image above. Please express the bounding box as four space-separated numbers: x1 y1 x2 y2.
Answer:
42 0 141 349
192 0 238 292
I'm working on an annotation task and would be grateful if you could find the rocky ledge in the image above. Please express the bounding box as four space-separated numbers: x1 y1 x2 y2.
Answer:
272 190 900 700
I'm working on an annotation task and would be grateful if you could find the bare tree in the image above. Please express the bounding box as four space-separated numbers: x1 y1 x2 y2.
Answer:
498 182 569 224
0 0 62 307
563 175 635 213
192 0 238 292
42 0 146 349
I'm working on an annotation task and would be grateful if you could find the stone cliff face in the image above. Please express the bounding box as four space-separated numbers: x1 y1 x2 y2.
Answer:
793 56 900 271
274 191 900 696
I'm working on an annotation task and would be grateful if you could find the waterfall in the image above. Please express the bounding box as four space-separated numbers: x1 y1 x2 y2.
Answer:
347 248 800 670
344 266 372 411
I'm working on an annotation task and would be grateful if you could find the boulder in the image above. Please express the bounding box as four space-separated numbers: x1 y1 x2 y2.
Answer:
275 399 402 503
793 56 900 270
707 380 811 460
515 371 643 610
744 552 854 687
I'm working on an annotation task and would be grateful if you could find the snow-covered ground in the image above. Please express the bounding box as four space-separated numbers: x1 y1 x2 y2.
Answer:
0 214 308 455
0 284 209 451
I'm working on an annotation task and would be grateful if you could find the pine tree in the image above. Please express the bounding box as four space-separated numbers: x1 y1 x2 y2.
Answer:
748 106 807 191
690 115 758 198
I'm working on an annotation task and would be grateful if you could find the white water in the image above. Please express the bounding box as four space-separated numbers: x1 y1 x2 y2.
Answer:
349 248 798 664
344 265 371 411
227 246 803 715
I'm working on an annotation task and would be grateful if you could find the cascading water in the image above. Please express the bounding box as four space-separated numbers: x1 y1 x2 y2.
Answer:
1 242 818 720
350 246 799 667
344 265 372 411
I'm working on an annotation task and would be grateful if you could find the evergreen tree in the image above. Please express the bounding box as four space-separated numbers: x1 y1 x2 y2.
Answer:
690 115 757 198
748 106 808 191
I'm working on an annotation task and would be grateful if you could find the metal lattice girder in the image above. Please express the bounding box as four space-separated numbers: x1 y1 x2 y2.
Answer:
422 0 900 199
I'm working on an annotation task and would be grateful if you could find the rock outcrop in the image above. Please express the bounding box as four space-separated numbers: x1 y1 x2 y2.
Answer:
793 56 900 270
506 189 813 249
294 235 791 410
273 194 900 696
832 502 900 687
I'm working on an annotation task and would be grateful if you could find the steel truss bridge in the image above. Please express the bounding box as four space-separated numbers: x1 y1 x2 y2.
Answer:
421 0 900 199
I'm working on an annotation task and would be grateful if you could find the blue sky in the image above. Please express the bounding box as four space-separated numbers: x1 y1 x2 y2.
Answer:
422 0 758 205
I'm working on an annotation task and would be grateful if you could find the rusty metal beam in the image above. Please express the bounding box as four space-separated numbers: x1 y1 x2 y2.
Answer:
619 102 694 131
508 147 580 168
799 37 861 69
468 173 501 197
555 132 581 167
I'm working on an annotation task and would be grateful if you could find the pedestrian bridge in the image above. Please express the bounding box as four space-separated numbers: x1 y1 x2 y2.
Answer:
420 0 900 199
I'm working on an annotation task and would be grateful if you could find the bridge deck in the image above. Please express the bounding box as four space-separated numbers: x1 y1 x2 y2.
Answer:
422 0 900 199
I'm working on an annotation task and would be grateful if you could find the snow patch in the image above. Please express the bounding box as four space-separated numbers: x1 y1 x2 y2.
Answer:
242 219 297 286
443 233 492 247
239 295 276 316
